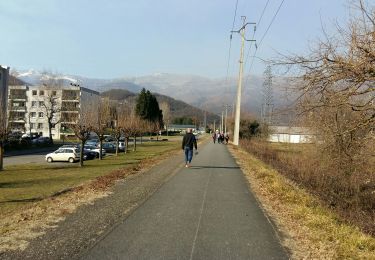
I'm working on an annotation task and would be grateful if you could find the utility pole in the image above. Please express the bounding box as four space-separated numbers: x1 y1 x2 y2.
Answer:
221 111 224 133
232 16 256 146
223 104 231 134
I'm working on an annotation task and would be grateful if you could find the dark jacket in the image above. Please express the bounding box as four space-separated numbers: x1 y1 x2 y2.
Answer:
182 133 197 150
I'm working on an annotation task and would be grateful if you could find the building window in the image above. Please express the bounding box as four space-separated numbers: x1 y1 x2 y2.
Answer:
52 91 57 96
38 123 43 129
31 101 37 107
39 90 44 96
30 123 35 129
30 112 36 118
32 90 37 96
39 101 45 107
38 112 44 118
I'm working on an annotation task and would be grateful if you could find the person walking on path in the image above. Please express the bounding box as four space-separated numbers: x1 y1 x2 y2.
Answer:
212 132 216 144
182 128 197 168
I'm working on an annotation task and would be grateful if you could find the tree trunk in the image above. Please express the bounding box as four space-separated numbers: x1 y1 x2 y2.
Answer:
99 138 103 160
49 122 54 145
125 137 129 154
116 139 119 156
133 135 137 151
80 140 85 167
0 142 3 171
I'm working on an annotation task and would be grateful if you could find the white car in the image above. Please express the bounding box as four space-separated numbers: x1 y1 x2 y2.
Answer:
119 141 126 151
46 148 80 163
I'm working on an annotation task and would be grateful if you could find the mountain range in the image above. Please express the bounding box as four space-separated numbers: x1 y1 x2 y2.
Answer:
11 69 294 122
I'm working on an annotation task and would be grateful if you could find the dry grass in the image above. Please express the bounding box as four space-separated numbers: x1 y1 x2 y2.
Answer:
0 141 180 253
241 139 375 236
229 145 375 259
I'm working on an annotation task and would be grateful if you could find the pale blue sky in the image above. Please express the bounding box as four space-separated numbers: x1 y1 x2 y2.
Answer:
0 0 350 79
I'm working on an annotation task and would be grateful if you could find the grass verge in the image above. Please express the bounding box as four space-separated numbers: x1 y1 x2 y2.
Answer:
229 145 375 259
0 141 179 253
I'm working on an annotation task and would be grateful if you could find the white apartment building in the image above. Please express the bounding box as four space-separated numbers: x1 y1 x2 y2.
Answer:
8 85 99 139
0 65 10 132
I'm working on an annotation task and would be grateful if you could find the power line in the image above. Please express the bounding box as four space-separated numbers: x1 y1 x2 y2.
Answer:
245 0 286 84
258 0 285 48
244 0 271 67
225 0 239 82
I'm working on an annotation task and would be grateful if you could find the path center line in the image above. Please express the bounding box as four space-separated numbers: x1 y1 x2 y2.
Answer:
189 171 212 260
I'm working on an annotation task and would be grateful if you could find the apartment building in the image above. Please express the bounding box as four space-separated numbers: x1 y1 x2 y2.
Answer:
8 85 99 139
0 65 10 132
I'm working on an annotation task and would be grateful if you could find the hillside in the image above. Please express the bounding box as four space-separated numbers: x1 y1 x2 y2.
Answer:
101 89 220 124
8 75 27 86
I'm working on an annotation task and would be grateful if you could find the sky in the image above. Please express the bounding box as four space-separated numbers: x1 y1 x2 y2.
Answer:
0 0 352 79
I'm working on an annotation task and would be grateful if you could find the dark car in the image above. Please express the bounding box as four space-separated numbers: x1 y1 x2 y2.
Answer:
31 136 50 144
83 149 96 160
99 142 116 153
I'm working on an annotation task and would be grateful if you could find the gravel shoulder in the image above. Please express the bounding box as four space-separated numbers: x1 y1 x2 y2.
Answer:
1 147 186 260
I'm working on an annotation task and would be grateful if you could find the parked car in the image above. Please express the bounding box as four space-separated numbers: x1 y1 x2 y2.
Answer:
83 149 96 160
84 145 106 158
46 148 80 163
86 139 99 146
118 141 126 151
98 142 116 153
32 136 50 144
104 135 115 142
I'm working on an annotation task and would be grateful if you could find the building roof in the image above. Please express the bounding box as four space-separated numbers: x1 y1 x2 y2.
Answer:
168 124 196 129
269 126 315 135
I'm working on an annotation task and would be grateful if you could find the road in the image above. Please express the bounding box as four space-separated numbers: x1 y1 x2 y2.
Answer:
81 142 288 259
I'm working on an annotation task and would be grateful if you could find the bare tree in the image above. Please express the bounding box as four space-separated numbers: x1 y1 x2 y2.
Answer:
277 0 375 174
93 98 111 160
160 102 171 136
110 105 125 156
39 76 63 144
118 105 135 154
66 97 97 167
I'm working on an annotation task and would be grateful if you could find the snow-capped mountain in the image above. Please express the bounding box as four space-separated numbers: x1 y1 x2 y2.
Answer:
11 69 292 117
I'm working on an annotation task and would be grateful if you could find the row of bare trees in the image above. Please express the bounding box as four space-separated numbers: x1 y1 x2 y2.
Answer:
65 98 162 167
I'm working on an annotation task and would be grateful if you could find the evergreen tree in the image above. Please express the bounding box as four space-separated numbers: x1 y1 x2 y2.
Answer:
136 88 163 127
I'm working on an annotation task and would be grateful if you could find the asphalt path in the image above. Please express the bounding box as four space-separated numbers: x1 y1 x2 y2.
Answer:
82 142 288 260
4 153 48 166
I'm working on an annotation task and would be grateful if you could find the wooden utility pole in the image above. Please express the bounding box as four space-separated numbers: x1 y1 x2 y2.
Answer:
232 16 256 145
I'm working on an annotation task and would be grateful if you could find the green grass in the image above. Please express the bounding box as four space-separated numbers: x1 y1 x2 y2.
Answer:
0 141 179 215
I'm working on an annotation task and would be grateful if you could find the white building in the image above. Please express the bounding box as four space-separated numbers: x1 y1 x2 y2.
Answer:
268 126 315 143
0 65 10 132
8 85 99 139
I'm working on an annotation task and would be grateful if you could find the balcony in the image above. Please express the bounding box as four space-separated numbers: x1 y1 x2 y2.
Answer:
9 94 27 100
9 106 26 111
9 117 26 123
62 90 80 101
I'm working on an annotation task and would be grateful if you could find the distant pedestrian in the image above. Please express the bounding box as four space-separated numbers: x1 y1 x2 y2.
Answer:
182 128 198 168
220 132 225 144
225 133 229 144
212 133 216 144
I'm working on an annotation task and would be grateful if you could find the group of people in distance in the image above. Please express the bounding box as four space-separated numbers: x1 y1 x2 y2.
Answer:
212 131 229 144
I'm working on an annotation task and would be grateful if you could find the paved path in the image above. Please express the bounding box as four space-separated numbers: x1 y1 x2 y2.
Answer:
82 142 288 260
